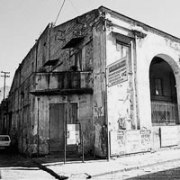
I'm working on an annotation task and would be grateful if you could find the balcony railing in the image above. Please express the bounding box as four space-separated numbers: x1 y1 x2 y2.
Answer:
33 71 93 95
151 101 179 125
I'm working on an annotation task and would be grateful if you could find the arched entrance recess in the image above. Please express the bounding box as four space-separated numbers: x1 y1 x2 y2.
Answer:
149 56 179 125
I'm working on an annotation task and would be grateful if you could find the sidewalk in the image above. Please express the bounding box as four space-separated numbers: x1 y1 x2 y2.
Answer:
32 148 180 179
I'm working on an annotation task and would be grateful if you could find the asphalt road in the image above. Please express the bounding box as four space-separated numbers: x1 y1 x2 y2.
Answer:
127 166 180 180
93 159 180 180
0 150 55 180
2 149 180 180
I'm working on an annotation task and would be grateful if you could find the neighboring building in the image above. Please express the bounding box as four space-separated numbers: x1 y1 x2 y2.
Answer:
4 6 180 157
0 86 10 102
0 99 9 135
0 86 10 135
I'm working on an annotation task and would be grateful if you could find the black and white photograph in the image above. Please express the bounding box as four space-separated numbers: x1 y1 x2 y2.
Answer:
1 0 180 179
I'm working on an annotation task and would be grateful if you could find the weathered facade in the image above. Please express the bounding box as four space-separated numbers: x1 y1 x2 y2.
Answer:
0 99 9 135
4 6 180 157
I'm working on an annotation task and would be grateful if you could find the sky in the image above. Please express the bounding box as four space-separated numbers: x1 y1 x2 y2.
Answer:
1 0 180 89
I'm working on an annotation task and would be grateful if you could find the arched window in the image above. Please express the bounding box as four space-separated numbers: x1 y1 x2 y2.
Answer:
150 57 178 125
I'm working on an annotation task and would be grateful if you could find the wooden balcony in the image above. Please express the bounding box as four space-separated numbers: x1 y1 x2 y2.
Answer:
31 71 93 95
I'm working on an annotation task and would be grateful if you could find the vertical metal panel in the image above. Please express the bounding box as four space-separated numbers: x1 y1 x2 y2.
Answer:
71 103 78 124
49 103 64 152
66 103 78 153
49 103 78 153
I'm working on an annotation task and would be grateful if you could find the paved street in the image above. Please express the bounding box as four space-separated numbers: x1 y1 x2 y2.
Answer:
2 149 180 179
127 166 180 180
0 150 55 180
36 148 180 180
94 159 180 180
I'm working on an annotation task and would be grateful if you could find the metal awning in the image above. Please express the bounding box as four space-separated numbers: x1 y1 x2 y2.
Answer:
30 88 93 96
62 36 84 49
43 59 59 66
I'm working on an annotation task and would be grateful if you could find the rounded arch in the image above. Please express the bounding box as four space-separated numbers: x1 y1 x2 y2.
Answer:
149 54 179 125
155 54 180 75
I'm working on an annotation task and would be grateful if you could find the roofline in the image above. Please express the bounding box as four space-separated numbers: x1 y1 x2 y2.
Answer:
19 6 180 70
98 6 180 42
54 8 99 29
21 23 52 65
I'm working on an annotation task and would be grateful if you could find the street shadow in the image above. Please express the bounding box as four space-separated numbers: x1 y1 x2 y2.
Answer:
0 149 69 180
0 149 37 168
0 148 104 167
127 166 180 180
32 152 105 166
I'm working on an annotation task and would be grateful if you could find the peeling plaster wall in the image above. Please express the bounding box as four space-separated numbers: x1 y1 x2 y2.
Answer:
135 30 180 150
104 9 180 155
49 10 99 72
7 10 98 155
105 23 139 155
34 94 93 155
36 26 51 71
7 26 51 154
7 6 180 156
106 29 134 132
8 74 36 154
93 25 107 157
135 32 180 129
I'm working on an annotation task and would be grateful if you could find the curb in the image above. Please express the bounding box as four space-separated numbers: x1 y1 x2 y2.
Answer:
31 156 180 179
89 157 180 179
32 160 68 180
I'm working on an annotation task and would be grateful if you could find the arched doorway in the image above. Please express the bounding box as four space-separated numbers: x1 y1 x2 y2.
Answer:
149 56 179 125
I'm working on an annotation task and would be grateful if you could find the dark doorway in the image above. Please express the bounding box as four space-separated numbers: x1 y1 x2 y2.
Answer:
49 103 64 152
49 103 78 153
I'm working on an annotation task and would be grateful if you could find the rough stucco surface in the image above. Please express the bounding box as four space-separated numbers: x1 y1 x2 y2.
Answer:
4 6 180 157
105 11 180 155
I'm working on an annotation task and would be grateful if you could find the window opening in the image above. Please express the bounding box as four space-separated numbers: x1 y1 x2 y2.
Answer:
154 78 163 96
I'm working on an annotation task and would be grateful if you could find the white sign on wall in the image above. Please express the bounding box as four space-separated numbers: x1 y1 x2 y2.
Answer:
107 57 128 87
140 129 151 151
160 126 178 147
110 130 152 156
126 130 141 154
67 124 80 145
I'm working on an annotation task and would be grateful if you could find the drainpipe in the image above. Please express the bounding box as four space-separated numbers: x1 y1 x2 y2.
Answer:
133 34 140 129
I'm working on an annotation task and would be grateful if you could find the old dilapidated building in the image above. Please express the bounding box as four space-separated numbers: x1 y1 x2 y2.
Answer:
6 6 180 157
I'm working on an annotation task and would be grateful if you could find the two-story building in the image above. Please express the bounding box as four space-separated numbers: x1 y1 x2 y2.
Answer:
6 6 180 157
